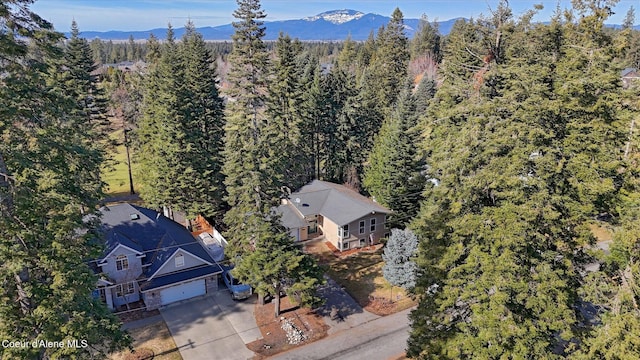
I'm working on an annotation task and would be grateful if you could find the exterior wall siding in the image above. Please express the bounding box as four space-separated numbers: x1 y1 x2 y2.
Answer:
349 213 388 245
322 218 340 249
112 281 140 308
153 249 210 277
100 247 143 283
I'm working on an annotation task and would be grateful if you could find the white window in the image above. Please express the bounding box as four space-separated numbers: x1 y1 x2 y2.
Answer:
370 218 376 232
359 220 365 234
175 253 184 268
116 282 135 297
342 241 349 250
338 224 349 238
116 255 128 271
384 215 389 229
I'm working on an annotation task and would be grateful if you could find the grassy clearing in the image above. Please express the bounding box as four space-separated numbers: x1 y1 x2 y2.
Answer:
110 321 182 360
102 129 138 197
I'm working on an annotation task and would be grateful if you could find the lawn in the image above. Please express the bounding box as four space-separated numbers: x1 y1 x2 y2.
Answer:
110 321 182 360
102 129 139 197
305 240 416 315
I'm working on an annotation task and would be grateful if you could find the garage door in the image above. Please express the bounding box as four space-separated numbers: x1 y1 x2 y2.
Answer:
160 279 206 306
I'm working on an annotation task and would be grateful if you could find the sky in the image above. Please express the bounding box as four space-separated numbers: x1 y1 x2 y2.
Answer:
31 0 640 32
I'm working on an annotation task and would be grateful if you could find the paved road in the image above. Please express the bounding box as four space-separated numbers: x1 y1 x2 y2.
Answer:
160 292 260 360
270 307 412 360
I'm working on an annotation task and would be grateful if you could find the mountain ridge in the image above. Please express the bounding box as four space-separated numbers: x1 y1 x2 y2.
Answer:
69 9 461 41
68 9 638 41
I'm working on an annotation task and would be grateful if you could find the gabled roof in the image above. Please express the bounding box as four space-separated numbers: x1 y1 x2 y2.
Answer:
283 180 391 226
98 204 222 279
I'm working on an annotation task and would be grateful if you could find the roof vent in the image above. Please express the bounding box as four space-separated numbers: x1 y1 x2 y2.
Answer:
295 198 300 203
130 213 140 220
302 203 310 207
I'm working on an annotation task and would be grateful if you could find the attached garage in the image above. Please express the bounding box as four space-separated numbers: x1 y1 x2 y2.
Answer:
160 279 205 306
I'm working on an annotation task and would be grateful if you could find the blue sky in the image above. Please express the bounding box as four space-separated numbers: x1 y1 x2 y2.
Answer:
32 0 639 32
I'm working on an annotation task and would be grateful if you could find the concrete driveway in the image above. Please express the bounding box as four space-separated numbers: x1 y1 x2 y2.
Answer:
316 275 379 334
160 290 261 360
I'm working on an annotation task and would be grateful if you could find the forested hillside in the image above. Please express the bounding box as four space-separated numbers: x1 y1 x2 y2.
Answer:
3 0 640 358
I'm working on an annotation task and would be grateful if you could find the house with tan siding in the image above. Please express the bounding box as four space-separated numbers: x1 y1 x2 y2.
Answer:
277 180 392 251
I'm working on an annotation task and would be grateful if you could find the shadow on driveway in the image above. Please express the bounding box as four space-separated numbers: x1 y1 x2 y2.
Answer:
316 275 379 334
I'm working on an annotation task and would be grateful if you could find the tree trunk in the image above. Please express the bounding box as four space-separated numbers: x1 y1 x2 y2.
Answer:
624 118 635 159
257 293 265 306
274 291 281 318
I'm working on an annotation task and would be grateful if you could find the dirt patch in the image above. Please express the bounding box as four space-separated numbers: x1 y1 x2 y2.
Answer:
110 321 182 360
247 296 329 359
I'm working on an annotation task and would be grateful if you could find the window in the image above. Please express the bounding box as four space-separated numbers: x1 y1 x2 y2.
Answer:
116 255 128 271
359 239 365 247
370 218 376 232
342 241 349 250
384 215 389 229
359 220 365 234
115 282 135 297
338 224 349 238
384 233 390 239
175 253 184 268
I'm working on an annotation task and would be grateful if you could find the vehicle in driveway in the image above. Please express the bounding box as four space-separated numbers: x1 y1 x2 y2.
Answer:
222 268 253 300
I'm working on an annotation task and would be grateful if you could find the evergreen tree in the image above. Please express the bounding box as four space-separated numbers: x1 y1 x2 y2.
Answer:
61 21 110 140
0 2 130 358
337 34 358 72
410 14 442 62
223 0 323 310
232 216 324 317
266 33 308 190
90 38 104 64
176 21 227 218
222 0 279 257
136 23 226 219
408 2 627 358
136 25 183 216
363 84 427 227
382 228 419 290
368 8 410 112
572 186 640 359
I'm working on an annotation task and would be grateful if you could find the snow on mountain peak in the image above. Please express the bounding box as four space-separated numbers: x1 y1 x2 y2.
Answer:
304 9 365 24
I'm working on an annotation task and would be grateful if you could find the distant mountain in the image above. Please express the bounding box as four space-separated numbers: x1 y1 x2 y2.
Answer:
71 9 463 41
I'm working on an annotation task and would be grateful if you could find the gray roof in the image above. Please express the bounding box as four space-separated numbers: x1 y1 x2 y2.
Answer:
99 203 221 280
622 68 638 77
140 264 221 291
278 203 309 229
284 180 391 226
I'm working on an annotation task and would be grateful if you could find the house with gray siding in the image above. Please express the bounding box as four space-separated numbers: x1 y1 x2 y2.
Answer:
94 203 222 311
277 180 392 251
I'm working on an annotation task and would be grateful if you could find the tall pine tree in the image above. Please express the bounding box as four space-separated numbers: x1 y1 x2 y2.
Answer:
408 1 626 357
0 2 130 358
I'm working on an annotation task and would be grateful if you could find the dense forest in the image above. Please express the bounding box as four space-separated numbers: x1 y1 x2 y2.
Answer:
3 0 640 358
